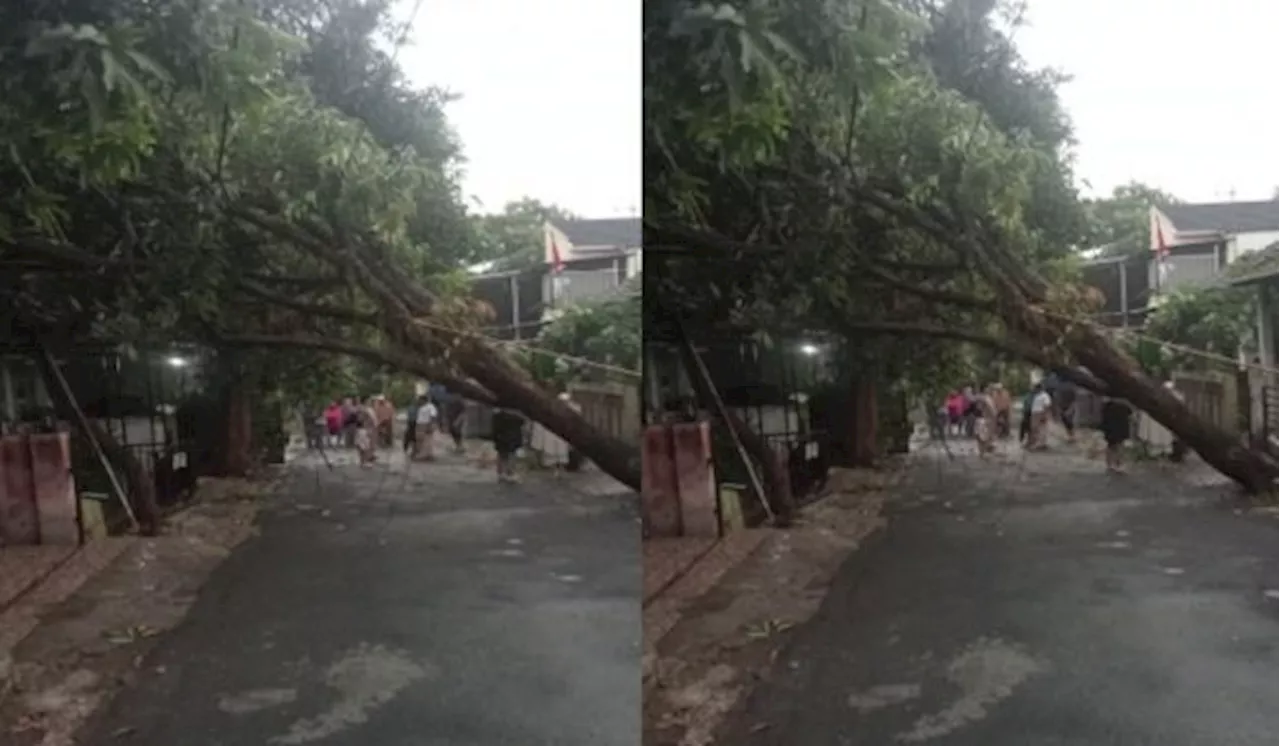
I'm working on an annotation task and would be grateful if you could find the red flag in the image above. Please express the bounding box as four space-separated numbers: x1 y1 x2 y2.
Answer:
1153 221 1169 258
550 237 565 274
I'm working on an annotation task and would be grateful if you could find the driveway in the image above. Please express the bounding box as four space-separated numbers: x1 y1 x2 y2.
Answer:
81 449 640 746
717 444 1278 745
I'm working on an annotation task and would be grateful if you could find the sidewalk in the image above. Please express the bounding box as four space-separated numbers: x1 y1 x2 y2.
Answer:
643 467 894 746
1 476 273 746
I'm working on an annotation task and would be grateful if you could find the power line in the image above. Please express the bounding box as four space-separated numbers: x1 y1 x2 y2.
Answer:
1034 306 1279 375
408 317 640 380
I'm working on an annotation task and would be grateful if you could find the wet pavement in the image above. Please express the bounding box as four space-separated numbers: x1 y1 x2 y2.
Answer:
80 447 641 746
718 442 1278 746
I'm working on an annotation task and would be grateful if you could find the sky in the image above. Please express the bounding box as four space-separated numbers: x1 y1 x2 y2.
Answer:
399 0 640 218
1016 0 1279 203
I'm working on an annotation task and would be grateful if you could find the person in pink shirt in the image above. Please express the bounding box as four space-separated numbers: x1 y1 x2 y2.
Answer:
323 400 343 447
945 391 966 435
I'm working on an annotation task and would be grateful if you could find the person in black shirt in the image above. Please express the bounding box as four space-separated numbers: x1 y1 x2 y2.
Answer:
491 406 526 483
1100 396 1132 473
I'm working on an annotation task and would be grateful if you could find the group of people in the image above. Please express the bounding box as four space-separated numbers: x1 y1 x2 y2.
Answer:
401 388 469 463
313 396 396 465
305 386 531 482
308 388 467 468
934 374 1138 473
942 385 1013 439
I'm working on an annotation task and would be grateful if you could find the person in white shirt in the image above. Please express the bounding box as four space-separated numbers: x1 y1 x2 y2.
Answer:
1028 383 1053 450
411 394 439 462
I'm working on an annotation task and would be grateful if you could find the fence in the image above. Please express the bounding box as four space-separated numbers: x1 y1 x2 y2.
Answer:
461 381 639 463
567 381 639 444
1130 371 1235 452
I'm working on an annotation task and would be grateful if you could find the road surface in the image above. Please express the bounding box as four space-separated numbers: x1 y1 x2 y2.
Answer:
82 449 640 746
718 444 1278 746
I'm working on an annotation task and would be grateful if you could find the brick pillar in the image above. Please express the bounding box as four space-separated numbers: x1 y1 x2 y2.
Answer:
672 422 718 538
29 433 79 545
0 435 39 545
641 425 682 537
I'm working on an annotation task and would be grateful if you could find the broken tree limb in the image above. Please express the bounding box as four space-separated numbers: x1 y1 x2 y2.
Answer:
34 346 144 533
232 204 644 491
216 332 499 406
675 321 774 524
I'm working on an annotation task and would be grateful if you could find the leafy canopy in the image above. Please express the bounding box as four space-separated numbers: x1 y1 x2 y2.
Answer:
644 0 1093 398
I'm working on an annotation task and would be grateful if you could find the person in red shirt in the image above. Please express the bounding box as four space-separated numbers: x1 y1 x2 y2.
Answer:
323 400 343 447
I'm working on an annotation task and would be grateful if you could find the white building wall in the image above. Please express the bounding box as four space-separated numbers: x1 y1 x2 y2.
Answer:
1226 230 1279 263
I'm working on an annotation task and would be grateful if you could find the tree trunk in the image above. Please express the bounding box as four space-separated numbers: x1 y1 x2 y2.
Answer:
232 208 642 490
224 379 253 477
1064 326 1275 492
851 376 879 467
460 342 642 490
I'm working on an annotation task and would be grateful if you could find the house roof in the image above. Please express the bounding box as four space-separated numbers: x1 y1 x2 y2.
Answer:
1227 242 1279 286
1160 200 1279 234
553 217 641 249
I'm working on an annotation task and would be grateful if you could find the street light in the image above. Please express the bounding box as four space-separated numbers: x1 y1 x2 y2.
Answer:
799 343 820 356
166 356 188 368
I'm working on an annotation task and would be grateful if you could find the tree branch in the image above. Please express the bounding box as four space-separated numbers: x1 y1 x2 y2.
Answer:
876 259 966 274
859 264 1000 314
243 272 346 291
216 332 498 405
236 280 380 328
839 320 1107 392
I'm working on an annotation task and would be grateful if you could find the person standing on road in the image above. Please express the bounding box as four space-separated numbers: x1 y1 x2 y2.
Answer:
324 400 343 448
992 383 1012 439
354 396 378 466
491 406 526 483
341 396 359 449
1056 378 1078 443
974 385 998 457
373 395 395 449
1028 383 1053 449
412 394 439 461
961 385 978 437
403 395 422 454
445 393 467 455
1100 396 1133 473
1019 387 1035 444
945 390 965 436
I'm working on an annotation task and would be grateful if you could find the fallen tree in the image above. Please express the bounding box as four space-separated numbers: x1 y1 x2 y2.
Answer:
644 0 1276 494
0 0 642 492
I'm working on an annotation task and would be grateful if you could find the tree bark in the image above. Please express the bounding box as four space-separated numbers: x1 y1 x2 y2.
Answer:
232 208 643 491
851 376 879 467
459 341 642 490
1062 324 1276 492
226 378 255 475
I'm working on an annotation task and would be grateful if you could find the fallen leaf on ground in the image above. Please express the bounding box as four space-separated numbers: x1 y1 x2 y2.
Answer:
745 619 795 639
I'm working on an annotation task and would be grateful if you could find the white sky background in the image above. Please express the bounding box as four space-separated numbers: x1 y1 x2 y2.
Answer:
397 0 641 218
1017 0 1279 203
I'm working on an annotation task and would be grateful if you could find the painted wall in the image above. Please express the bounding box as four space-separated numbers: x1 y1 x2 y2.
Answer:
1226 230 1280 263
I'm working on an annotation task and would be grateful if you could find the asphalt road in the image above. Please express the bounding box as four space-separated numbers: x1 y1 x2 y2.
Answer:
718 445 1278 746
81 450 641 746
